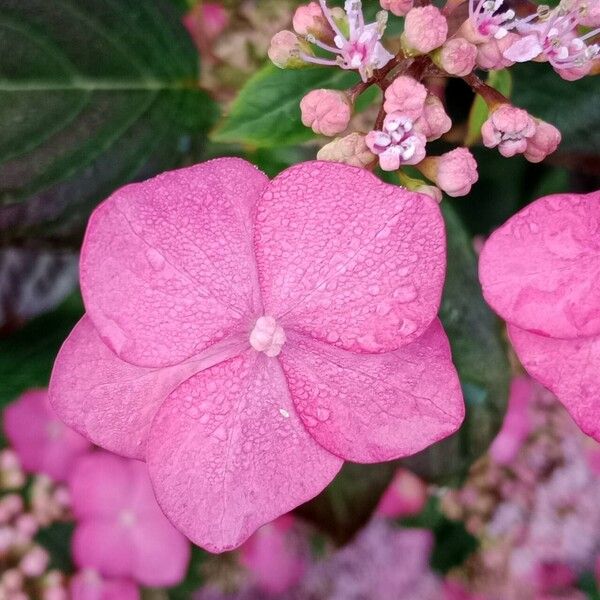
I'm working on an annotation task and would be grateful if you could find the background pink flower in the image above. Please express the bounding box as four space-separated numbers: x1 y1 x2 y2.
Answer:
480 190 600 440
4 389 90 482
50 158 463 552
69 451 190 586
70 569 140 600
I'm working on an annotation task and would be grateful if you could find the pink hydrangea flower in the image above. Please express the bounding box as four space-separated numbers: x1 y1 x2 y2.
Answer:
479 190 600 441
366 112 427 171
376 468 428 518
296 0 394 82
4 389 90 482
239 515 307 594
438 38 478 76
489 376 536 465
383 75 428 120
418 148 479 197
380 0 414 17
49 158 464 552
300 89 352 136
69 451 190 586
403 6 448 54
466 0 516 43
475 33 519 69
481 104 537 158
70 570 140 600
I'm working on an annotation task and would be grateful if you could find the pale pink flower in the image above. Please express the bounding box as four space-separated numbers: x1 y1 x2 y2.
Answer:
239 515 308 594
481 104 537 158
438 38 478 76
403 6 448 54
376 468 428 517
19 545 50 577
293 2 334 40
524 120 562 163
49 158 464 552
414 95 452 141
295 0 394 82
70 570 140 600
300 89 352 136
69 452 190 586
183 2 229 52
476 33 518 69
380 0 414 16
479 190 600 441
418 148 478 197
4 389 90 482
467 0 516 42
366 112 427 171
317 133 377 168
383 75 428 120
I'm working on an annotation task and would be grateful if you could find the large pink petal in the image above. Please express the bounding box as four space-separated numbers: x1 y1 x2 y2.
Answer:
50 317 194 459
480 191 600 338
509 325 600 441
146 350 342 552
279 319 464 463
254 162 446 353
49 317 244 459
81 158 268 367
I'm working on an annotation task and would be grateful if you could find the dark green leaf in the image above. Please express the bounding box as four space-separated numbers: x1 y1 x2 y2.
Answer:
403 203 511 484
0 292 83 408
36 522 75 573
0 0 219 244
512 62 600 154
212 65 360 147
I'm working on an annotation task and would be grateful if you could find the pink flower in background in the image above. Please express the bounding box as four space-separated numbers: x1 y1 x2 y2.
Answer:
183 2 229 55
489 377 536 465
381 0 414 17
69 451 190 586
480 190 600 441
4 389 90 482
239 515 308 594
70 570 140 600
50 158 463 552
376 468 428 518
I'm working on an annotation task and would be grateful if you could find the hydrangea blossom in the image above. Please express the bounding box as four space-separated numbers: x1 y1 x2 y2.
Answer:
70 570 140 600
49 158 464 552
480 190 600 440
4 389 90 482
69 451 190 586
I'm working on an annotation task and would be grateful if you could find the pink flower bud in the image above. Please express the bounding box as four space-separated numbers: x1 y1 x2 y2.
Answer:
300 89 352 136
317 133 377 168
0 526 15 551
524 120 561 163
437 37 477 76
1 568 23 592
183 2 229 52
414 95 452 141
481 104 536 157
402 6 448 54
476 33 518 69
555 63 593 81
293 2 332 40
0 450 21 471
1 494 23 518
418 148 478 197
15 514 39 539
380 0 414 16
268 31 311 69
383 75 428 120
19 546 50 577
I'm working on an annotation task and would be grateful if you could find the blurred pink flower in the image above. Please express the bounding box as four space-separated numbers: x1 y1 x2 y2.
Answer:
70 569 140 600
4 389 90 482
69 451 190 586
381 0 414 16
50 159 463 552
239 515 307 594
376 468 428 518
183 2 229 52
479 190 600 441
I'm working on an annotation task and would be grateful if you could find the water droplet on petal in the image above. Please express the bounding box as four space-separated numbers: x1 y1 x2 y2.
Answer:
316 407 330 422
145 248 165 271
394 285 417 303
212 426 228 441
399 318 417 336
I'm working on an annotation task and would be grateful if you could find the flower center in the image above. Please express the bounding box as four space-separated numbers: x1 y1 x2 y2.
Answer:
249 316 286 357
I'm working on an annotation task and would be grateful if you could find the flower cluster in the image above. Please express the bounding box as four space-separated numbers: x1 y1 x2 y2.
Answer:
267 0 598 199
1 389 191 599
442 376 600 598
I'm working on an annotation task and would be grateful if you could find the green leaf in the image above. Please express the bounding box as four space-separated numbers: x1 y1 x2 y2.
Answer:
512 62 600 154
403 203 511 484
0 0 219 244
465 69 512 146
36 522 75 573
0 292 83 409
212 65 360 147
